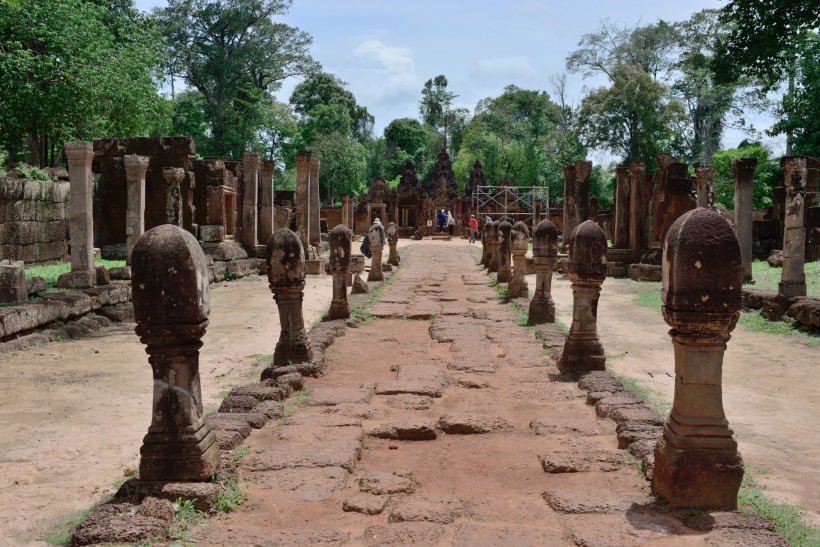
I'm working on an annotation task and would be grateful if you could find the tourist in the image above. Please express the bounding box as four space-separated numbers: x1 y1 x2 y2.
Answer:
446 211 455 236
468 214 478 243
437 209 446 232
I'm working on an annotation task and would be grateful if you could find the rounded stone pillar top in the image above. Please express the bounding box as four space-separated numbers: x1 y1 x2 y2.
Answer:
780 156 808 191
124 154 150 174
386 222 398 237
731 157 758 175
295 154 312 168
498 220 512 239
512 221 530 240
162 167 185 183
662 208 742 314
568 220 607 281
369 222 385 245
491 220 500 239
64 141 93 162
243 153 261 170
267 228 305 288
329 225 351 266
533 219 559 258
132 225 210 324
574 160 592 181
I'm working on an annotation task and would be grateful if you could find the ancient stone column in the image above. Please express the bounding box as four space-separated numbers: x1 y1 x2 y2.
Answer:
652 208 744 509
341 195 351 229
528 219 558 324
488 220 501 273
387 221 400 266
163 167 185 227
326 225 351 320
497 220 513 284
559 220 608 375
367 222 386 282
241 153 260 250
562 165 577 251
696 166 715 209
779 157 808 297
732 158 757 283
309 158 321 247
259 159 275 245
479 220 492 268
267 228 313 366
184 171 197 237
575 160 593 223
508 222 530 298
295 154 311 251
533 199 542 231
65 141 95 276
613 167 630 249
0 260 27 303
629 161 648 252
131 224 221 481
124 155 149 266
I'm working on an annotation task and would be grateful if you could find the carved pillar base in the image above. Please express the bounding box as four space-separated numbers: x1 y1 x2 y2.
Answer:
528 296 555 325
273 286 313 366
652 436 744 509
388 243 400 266
558 284 605 374
140 417 220 481
507 252 528 298
488 242 499 273
368 248 384 282
326 271 350 320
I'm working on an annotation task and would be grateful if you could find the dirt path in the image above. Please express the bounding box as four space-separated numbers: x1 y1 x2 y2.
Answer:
0 273 333 545
550 272 820 525
192 243 777 545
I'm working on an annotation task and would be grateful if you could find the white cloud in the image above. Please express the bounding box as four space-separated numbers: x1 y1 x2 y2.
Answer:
471 57 540 80
353 40 415 74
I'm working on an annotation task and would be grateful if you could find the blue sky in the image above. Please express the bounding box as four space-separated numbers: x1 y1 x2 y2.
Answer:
134 0 784 157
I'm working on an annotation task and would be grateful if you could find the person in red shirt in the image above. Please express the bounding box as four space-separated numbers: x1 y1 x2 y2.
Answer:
468 215 478 243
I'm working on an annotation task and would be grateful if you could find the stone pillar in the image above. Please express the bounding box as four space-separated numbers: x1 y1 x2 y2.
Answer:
480 221 492 267
533 199 542 232
131 224 220 481
367 222 385 282
259 160 275 245
488 220 500 273
65 140 95 275
779 157 808 297
0 260 27 303
309 158 321 247
652 208 744 509
629 161 648 252
528 220 558 325
184 171 197 237
387 222 400 266
497 220 513 283
508 221 530 298
295 154 311 251
613 167 630 249
696 166 715 209
341 195 351 229
562 165 577 251
163 167 185 227
241 153 260 250
732 158 757 283
326 225 351 320
559 220 608 375
267 228 313 366
575 160 592 223
124 155 150 266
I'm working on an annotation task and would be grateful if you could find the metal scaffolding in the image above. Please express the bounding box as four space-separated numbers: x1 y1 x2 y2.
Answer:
473 185 549 230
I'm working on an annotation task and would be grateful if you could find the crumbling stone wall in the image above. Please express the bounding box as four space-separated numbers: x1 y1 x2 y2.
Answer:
0 178 69 263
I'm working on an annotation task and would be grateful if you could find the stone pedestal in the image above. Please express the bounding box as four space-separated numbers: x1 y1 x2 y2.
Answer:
0 260 27 303
65 140 95 276
562 165 577 252
326 225 351 320
696 166 715 209
295 155 311 250
497 221 513 283
241 154 260 250
124 155 150 265
613 167 630 249
163 167 185 227
732 158 757 283
487 221 500 273
559 221 608 375
309 158 321 247
367 222 385 282
387 222 400 266
131 225 220 481
779 157 808 297
479 221 491 267
267 229 313 366
629 161 648 252
508 222 530 298
652 208 744 509
528 220 558 325
575 160 592 223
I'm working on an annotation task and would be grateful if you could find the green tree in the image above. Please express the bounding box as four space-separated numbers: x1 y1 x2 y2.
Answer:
711 142 781 210
381 117 441 183
770 35 820 158
0 0 164 167
289 72 374 143
307 132 367 203
155 0 318 157
419 74 463 151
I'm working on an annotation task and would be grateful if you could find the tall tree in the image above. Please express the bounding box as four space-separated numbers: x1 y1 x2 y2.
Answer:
419 74 463 150
155 0 318 157
289 72 374 143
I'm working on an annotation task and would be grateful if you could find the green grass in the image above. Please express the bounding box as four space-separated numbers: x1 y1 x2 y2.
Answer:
282 388 311 418
212 473 247 514
25 259 126 289
737 311 820 347
555 318 569 332
41 508 92 546
634 287 663 309
167 498 206 542
213 390 230 400
739 470 820 547
616 374 671 418
751 260 819 297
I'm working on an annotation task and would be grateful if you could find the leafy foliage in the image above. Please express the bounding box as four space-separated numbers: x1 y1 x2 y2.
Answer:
710 142 780 210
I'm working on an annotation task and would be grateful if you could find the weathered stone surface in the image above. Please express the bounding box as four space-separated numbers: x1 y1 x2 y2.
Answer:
452 523 560 547
629 439 659 459
71 498 171 546
542 489 641 514
628 263 663 282
437 414 509 434
214 429 245 450
275 371 304 391
456 376 490 389
212 411 267 429
530 418 605 436
361 522 446 545
682 511 775 532
786 298 820 328
343 494 389 515
367 421 437 441
229 385 284 401
705 529 788 546
160 482 219 512
767 249 784 268
255 467 348 501
375 380 442 398
254 400 285 419
352 272 369 294
359 471 417 495
205 415 252 437
609 406 663 426
388 495 467 524
307 387 372 406
578 371 623 394
595 394 645 417
385 394 433 410
242 440 361 472
617 426 663 449
218 395 260 414
538 450 625 473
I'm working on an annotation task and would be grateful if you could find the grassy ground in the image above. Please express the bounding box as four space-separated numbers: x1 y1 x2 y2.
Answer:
25 259 126 289
750 260 819 297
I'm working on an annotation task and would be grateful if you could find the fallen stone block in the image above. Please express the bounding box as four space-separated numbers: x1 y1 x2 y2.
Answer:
437 414 509 434
343 494 389 515
359 471 417 495
538 451 625 473
367 421 437 441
